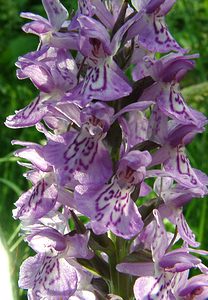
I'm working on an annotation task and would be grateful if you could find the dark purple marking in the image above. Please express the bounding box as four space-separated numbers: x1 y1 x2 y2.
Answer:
34 256 61 293
13 96 41 121
153 16 178 48
62 130 98 181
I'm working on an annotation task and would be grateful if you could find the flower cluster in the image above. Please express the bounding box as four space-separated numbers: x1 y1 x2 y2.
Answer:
6 0 208 299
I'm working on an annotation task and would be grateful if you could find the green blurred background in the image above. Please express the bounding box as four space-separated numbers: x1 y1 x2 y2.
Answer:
0 0 208 299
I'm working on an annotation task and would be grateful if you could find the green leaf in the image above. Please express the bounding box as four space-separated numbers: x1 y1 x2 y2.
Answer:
0 178 22 196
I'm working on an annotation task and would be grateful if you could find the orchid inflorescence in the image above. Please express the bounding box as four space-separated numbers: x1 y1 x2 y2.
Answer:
6 0 208 299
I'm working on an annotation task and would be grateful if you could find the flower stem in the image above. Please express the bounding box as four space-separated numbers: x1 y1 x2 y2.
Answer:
108 233 133 299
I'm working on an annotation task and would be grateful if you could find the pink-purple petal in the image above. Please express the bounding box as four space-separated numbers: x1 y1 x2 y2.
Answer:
80 61 132 104
19 254 78 298
42 0 68 30
13 178 57 222
5 96 48 128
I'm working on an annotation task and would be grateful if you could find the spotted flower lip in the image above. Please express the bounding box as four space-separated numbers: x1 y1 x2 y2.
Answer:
72 11 146 105
18 223 94 299
12 175 58 223
75 178 144 239
19 254 78 298
43 117 113 187
75 150 151 239
128 0 185 53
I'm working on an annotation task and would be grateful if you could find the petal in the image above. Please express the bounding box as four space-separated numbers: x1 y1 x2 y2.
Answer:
134 274 173 300
79 61 132 104
80 102 114 133
151 209 169 261
153 54 196 83
119 150 152 170
78 0 94 16
75 181 143 239
20 254 78 298
174 210 200 247
42 0 68 30
47 102 81 127
27 228 67 255
159 0 176 15
13 178 57 222
54 52 78 91
113 101 153 122
178 274 208 298
78 15 112 57
116 262 154 276
49 31 79 50
65 232 93 259
119 112 148 151
91 0 114 29
159 251 201 272
157 85 206 127
21 12 48 23
5 96 48 128
129 14 185 53
145 0 165 14
162 185 204 207
147 104 168 144
164 146 206 191
12 140 51 172
132 0 150 12
22 20 52 35
22 64 55 93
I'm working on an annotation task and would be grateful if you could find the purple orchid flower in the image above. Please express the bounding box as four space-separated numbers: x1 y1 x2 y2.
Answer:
129 0 185 53
43 102 114 187
21 0 79 50
20 254 78 299
19 223 93 299
11 139 74 223
6 0 208 298
138 54 207 128
153 177 202 248
69 11 145 105
177 274 208 300
75 150 152 239
120 210 205 300
6 47 78 128
119 110 149 154
148 144 208 196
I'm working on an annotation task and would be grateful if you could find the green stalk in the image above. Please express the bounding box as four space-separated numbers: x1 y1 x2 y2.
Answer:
199 199 207 245
108 233 133 299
